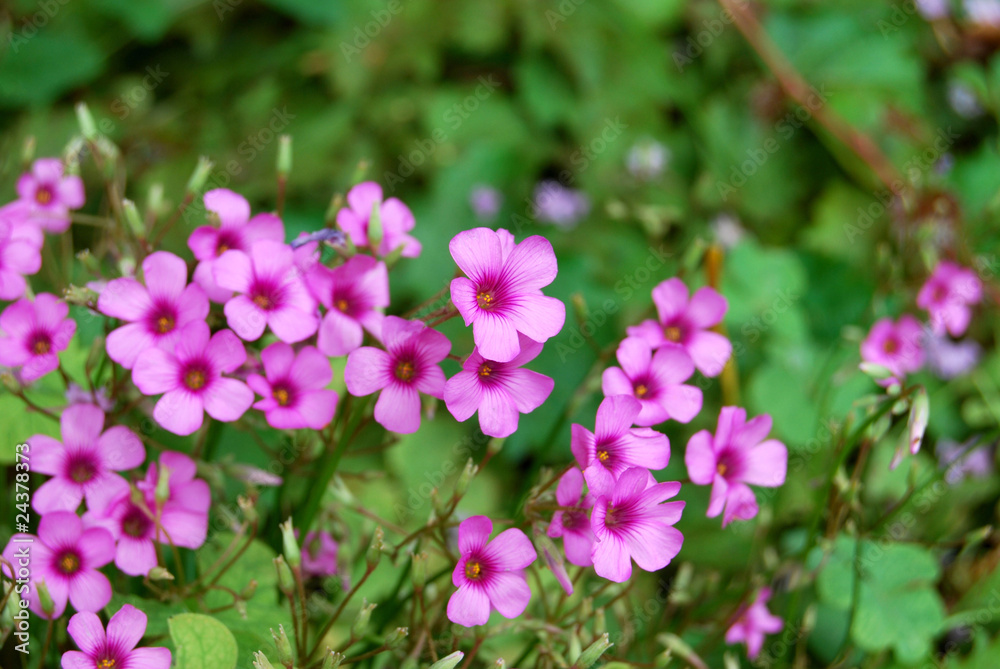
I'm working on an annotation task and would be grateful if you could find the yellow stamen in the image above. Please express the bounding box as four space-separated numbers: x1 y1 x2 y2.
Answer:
35 188 53 205
664 325 682 342
478 363 492 378
717 463 727 476
32 338 51 355
336 298 350 312
184 370 206 390
597 450 610 463
465 560 482 580
274 388 290 406
476 291 495 309
634 384 648 398
253 294 272 310
396 361 415 382
156 316 174 334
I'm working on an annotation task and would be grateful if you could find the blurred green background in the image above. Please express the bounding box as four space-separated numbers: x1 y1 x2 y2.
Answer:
3 0 1000 667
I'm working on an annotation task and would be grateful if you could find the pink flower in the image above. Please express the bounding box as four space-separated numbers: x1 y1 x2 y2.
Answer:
2 511 113 618
337 181 421 257
248 342 338 429
590 467 685 583
16 158 85 233
62 604 171 669
344 316 449 434
84 452 210 576
449 227 565 363
30 404 144 514
301 530 340 579
0 293 76 382
444 333 554 438
213 240 318 342
447 516 537 627
860 315 925 387
0 209 42 300
188 188 284 302
98 251 209 369
310 254 389 357
571 395 670 493
917 261 982 337
601 337 702 426
132 321 254 435
626 278 732 377
685 407 787 527
546 468 594 567
725 588 783 660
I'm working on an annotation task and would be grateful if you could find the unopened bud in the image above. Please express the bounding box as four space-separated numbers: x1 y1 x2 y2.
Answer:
367 200 383 250
237 495 258 525
412 551 428 590
154 465 171 505
385 626 408 649
122 199 145 238
594 607 606 636
277 135 292 177
429 651 464 669
366 527 385 568
275 556 295 594
571 293 589 324
1 372 18 394
280 518 301 569
487 437 504 456
63 285 99 308
907 386 929 455
270 625 293 668
352 599 376 639
383 242 405 269
493 660 506 669
76 249 100 274
252 651 275 669
575 633 612 668
456 459 477 497
21 136 36 166
321 650 345 668
147 183 164 218
37 579 55 617
147 566 174 581
241 579 259 600
186 156 214 194
75 102 98 141
860 362 894 381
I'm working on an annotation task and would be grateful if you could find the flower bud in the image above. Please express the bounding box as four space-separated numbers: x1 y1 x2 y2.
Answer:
122 199 145 238
146 566 174 581
383 242 405 269
252 651 275 669
234 600 247 618
411 551 428 590
186 156 214 194
63 285 99 308
37 579 55 617
907 385 929 455
75 102 98 141
154 465 171 506
237 495 259 525
385 626 408 649
147 183 164 218
568 632 582 663
321 650 345 668
367 200 383 250
241 579 259 600
270 625 293 668
428 651 464 669
21 136 36 167
575 634 613 669
76 249 100 274
366 527 385 569
274 556 295 594
859 362 894 381
571 293 589 325
456 459 477 497
277 135 293 177
351 599 376 639
493 660 505 669
1 372 18 394
487 437 504 456
594 607 606 636
280 518 301 569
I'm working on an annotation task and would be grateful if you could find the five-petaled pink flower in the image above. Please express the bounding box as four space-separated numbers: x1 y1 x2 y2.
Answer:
248 342 338 429
0 208 42 300
627 278 732 377
0 293 76 382
601 337 702 426
132 321 254 435
30 404 144 514
99 251 209 369
546 468 595 568
309 254 389 357
685 407 787 527
344 316 449 434
449 227 565 363
214 239 318 342
62 604 171 669
2 511 114 618
85 451 210 576
725 587 783 660
444 333 554 438
590 467 685 583
571 395 670 493
860 315 925 387
337 181 421 257
188 188 284 302
917 261 982 337
447 515 537 627
17 158 85 233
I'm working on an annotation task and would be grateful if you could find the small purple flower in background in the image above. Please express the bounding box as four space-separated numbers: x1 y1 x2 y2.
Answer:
860 315 925 387
711 212 745 250
685 407 787 527
601 337 703 426
132 321 254 435
345 316 450 434
965 0 1000 27
188 188 284 302
85 451 210 576
247 342 338 430
2 511 114 618
444 333 554 438
547 468 594 568
590 467 685 583
337 181 421 257
65 383 114 412
533 181 590 228
726 588 784 660
937 439 995 485
571 395 670 493
627 278 732 377
0 293 76 382
450 227 565 363
30 404 145 514
469 185 502 221
626 139 670 181
98 251 209 369
226 462 283 487
948 81 985 119
301 530 340 579
214 239 319 343
0 212 42 300
62 604 171 669
917 261 982 337
916 0 950 19
310 254 389 357
447 515 537 627
924 331 981 379
16 158 85 233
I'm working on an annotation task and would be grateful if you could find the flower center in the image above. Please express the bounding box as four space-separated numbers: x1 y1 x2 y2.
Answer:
336 298 350 312
35 186 54 205
664 325 683 342
57 551 81 575
597 449 610 463
156 315 175 334
273 386 291 407
98 658 117 668
476 290 496 310
68 458 97 484
30 332 52 355
717 463 727 476
465 560 483 580
184 368 207 391
121 506 152 539
604 505 622 528
478 363 493 378
633 383 649 398
395 360 415 382
883 337 899 354
252 293 273 310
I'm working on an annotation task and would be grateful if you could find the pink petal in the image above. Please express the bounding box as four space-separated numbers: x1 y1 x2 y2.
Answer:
484 528 536 570
595 395 641 442
61 404 105 446
204 188 250 227
213 250 253 293
62 651 96 669
123 647 172 669
38 510 83 547
600 367 634 397
591 532 631 583
206 328 247 372
78 528 115 568
132 349 179 395
33 478 83 514
346 181 383 217
260 341 295 379
98 278 152 320
658 384 702 423
374 382 421 433
450 227 502 283
484 571 532 619
289 345 332 388
473 312 520 363
153 391 205 436
68 569 112 612
651 346 695 385
563 529 594 567
187 226 219 261
415 362 446 399
624 523 683 572
741 439 788 488
505 293 565 344
684 430 717 485
686 286 727 327
142 252 188 302
336 209 368 246
504 368 554 414
293 390 338 429
450 277 479 325
224 296 267 340
268 305 318 343
344 347 391 396
106 322 156 369
447 584 490 627
318 309 364 357
173 320 211 361
706 475 729 518
616 337 652 379
203 378 254 422
651 278 689 322
158 507 208 549
243 212 284 245
58 175 85 209
478 386 520 438
444 371 484 422
28 435 64 475
686 331 732 377
66 611 106 655
458 516 493 555
570 424 595 470
555 468 584 506
502 235 558 291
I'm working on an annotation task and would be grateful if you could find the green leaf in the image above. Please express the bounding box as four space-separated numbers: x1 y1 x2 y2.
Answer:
0 31 104 107
168 613 238 669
